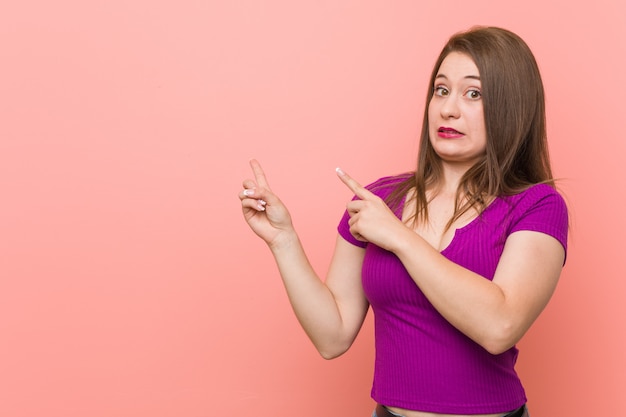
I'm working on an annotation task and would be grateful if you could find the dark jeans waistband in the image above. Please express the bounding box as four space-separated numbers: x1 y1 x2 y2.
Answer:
374 404 402 417
374 404 527 417
503 405 527 417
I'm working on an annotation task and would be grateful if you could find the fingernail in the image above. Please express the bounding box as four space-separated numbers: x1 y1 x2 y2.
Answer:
257 203 266 211
259 199 267 206
243 189 254 196
336 167 344 175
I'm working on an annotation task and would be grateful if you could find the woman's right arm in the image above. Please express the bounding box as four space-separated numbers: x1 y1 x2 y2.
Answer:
239 160 368 359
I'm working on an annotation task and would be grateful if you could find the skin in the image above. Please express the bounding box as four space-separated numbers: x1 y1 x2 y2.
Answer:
239 52 564 417
428 52 487 173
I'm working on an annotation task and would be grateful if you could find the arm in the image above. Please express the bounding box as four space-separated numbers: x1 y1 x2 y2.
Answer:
239 160 369 359
336 168 565 355
393 228 564 354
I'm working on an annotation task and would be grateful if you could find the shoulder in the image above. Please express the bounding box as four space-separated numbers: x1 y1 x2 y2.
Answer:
498 183 569 256
501 183 568 214
520 182 564 200
364 172 413 198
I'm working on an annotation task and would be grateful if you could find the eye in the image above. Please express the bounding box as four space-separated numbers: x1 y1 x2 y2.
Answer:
434 86 449 97
465 89 481 100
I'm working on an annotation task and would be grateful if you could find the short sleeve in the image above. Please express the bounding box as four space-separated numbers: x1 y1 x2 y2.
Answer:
337 199 368 248
509 184 569 261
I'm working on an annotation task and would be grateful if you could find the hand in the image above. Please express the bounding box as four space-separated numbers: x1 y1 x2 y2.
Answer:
239 159 295 248
336 167 408 252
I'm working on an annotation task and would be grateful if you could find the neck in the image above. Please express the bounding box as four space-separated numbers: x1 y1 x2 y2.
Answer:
434 161 473 195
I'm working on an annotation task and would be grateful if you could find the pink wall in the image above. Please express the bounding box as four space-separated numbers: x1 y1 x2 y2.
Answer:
1 1 624 416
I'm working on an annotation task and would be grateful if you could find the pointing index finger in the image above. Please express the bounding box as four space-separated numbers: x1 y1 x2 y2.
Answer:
336 167 370 200
249 159 271 189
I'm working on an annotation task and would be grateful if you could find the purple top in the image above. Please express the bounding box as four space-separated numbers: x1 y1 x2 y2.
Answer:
337 175 568 414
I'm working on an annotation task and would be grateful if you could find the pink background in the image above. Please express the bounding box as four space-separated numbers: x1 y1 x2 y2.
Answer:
1 1 624 416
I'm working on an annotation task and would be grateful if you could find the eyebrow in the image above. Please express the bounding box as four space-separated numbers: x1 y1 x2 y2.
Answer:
435 74 481 81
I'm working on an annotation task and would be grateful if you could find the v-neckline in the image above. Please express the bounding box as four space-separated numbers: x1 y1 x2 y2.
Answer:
397 192 501 253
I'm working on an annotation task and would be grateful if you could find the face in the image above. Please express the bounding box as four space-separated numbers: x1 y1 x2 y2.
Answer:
428 52 487 168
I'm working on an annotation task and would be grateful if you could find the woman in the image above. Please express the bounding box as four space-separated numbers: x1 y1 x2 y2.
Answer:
239 26 567 417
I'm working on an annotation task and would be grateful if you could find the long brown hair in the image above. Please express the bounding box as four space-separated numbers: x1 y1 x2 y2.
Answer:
388 26 553 229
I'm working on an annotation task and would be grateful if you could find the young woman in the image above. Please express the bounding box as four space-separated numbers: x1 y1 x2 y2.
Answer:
239 26 567 417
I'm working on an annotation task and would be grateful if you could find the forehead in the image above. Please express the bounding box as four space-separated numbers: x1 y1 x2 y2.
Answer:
436 52 480 79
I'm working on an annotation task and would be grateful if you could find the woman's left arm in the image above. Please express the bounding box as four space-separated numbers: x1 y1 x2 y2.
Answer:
337 168 565 355
394 229 564 355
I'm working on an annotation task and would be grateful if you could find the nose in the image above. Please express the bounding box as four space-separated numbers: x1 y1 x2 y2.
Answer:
440 96 460 119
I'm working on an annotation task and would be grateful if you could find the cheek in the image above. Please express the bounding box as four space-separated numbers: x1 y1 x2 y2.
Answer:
469 109 486 136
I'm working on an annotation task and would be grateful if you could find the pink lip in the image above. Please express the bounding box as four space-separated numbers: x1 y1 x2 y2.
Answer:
437 127 464 139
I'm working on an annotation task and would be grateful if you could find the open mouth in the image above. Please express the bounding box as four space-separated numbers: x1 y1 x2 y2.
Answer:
438 127 461 134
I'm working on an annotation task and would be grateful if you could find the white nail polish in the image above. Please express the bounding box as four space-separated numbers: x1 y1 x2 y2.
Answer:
243 189 254 196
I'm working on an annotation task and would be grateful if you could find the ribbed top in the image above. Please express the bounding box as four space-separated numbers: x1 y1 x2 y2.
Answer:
337 175 568 414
